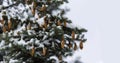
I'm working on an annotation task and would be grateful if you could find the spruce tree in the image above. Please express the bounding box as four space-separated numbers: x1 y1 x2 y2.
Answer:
0 0 87 63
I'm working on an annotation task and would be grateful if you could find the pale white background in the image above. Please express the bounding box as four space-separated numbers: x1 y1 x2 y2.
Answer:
65 0 120 63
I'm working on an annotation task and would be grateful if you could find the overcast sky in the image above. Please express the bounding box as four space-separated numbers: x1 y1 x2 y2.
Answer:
66 0 120 63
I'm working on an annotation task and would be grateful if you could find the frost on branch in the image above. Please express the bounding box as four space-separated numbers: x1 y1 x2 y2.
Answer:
0 0 87 63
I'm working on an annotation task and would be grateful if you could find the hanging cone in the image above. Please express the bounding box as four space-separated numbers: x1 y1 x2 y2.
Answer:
57 20 61 26
32 8 35 16
42 47 47 56
43 22 47 29
27 23 31 30
43 17 47 29
68 42 72 49
44 16 47 21
61 39 65 49
8 20 12 30
64 20 66 27
74 43 77 50
80 41 83 50
2 26 6 33
71 31 75 40
31 47 35 56
40 5 46 12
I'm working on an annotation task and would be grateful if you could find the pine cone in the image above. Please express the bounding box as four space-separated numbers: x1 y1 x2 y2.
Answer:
2 26 6 33
57 20 61 26
80 41 83 50
72 31 75 40
31 47 35 56
8 20 12 30
64 20 66 27
42 47 47 56
74 43 77 50
61 39 65 49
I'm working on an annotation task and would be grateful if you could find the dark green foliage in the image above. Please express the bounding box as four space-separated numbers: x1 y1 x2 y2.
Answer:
0 0 87 63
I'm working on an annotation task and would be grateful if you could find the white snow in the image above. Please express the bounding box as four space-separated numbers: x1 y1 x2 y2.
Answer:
43 40 50 45
14 24 26 35
17 3 25 12
39 43 44 48
49 56 59 63
30 38 35 43
35 39 39 44
64 34 71 38
55 39 61 43
56 26 62 29
51 42 55 47
8 43 12 47
2 0 9 7
63 50 81 63
0 40 5 48
0 5 3 9
36 17 44 26
17 38 26 46
22 11 28 21
9 59 18 63
49 31 55 36
66 23 74 29
42 35 48 40
27 30 35 35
